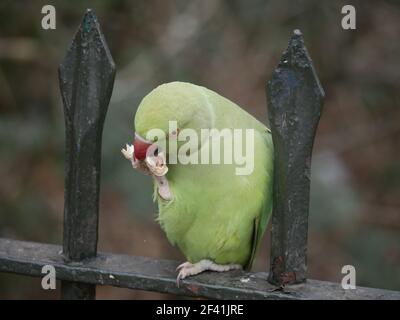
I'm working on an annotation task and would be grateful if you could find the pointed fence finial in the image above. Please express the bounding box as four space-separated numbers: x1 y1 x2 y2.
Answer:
59 8 116 299
267 29 325 286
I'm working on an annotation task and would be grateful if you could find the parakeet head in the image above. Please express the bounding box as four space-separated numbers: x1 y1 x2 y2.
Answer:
133 82 214 160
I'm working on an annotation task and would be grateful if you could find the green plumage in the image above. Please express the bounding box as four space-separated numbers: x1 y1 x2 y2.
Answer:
134 82 273 269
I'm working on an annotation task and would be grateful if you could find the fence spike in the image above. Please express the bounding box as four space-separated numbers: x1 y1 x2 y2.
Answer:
267 29 324 285
59 8 115 299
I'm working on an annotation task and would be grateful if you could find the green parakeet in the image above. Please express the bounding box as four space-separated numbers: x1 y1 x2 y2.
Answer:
122 81 273 284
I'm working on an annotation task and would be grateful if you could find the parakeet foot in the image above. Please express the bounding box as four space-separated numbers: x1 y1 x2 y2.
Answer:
121 144 135 161
121 144 151 175
176 260 242 287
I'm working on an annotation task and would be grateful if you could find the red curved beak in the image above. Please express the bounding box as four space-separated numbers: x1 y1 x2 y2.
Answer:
133 133 152 161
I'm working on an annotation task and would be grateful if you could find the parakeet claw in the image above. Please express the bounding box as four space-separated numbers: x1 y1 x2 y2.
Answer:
121 144 135 160
121 143 152 174
175 260 242 287
176 261 192 271
145 151 168 176
122 142 172 199
121 144 138 169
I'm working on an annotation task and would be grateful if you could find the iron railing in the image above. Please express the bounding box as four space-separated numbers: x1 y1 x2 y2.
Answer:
0 9 399 300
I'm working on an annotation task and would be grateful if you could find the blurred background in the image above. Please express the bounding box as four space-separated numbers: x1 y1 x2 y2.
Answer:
0 0 399 299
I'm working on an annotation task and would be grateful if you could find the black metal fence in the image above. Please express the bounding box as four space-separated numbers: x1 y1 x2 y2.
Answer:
0 9 399 300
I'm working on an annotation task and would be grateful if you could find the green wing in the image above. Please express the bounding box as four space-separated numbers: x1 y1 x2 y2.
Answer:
245 129 273 270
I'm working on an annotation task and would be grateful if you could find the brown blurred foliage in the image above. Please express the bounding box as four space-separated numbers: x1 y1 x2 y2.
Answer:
0 0 399 299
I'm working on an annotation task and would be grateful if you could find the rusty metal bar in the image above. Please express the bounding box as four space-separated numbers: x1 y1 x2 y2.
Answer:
58 9 115 299
267 29 325 285
1 239 400 300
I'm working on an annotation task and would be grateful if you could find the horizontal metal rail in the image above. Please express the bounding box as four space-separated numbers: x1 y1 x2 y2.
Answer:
1 238 399 300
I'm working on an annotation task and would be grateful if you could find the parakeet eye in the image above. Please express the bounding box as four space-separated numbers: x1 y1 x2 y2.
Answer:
154 147 159 156
170 128 180 138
